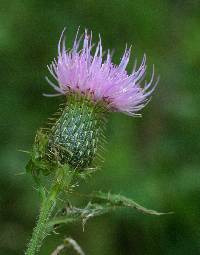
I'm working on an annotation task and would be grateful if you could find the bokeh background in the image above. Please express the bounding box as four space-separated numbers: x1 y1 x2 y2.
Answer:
1 0 200 254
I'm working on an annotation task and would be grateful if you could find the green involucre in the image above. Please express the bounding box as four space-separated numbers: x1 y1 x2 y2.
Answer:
27 92 108 177
47 93 107 170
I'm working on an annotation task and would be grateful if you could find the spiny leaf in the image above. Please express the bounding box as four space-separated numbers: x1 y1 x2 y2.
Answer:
89 191 172 216
48 192 172 232
48 202 110 229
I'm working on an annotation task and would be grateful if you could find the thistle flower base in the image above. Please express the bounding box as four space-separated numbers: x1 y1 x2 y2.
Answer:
47 93 107 170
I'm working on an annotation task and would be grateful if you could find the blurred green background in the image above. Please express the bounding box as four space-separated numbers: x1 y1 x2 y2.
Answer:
1 0 200 254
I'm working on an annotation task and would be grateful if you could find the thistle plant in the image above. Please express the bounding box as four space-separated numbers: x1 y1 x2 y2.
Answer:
25 28 164 255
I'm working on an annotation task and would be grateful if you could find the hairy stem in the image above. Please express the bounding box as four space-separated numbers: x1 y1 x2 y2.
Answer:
25 189 56 255
25 167 73 255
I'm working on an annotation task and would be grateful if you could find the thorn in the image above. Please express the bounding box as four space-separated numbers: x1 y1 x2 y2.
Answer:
17 149 30 154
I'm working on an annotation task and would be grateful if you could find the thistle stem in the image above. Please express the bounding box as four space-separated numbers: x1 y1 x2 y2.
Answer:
25 189 56 255
25 168 73 255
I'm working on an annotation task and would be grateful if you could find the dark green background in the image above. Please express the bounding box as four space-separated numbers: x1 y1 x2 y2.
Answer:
1 0 200 254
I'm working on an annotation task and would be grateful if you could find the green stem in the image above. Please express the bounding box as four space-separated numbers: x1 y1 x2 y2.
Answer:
25 165 73 255
25 189 56 255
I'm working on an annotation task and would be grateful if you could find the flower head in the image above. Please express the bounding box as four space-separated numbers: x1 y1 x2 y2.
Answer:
46 28 158 116
27 28 159 175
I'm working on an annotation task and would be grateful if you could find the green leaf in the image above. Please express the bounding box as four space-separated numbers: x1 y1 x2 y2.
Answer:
48 191 172 232
89 191 172 216
48 202 111 230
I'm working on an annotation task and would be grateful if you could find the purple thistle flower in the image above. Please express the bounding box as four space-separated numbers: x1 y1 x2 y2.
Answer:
46 28 158 116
